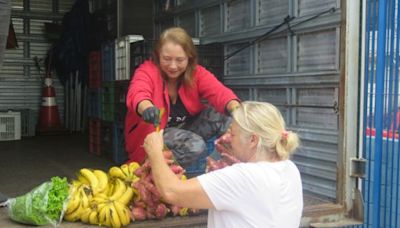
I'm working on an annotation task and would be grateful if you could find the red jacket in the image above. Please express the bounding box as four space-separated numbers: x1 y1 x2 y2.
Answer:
125 60 238 163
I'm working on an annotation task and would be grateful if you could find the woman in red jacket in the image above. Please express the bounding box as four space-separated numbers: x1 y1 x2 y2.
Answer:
125 27 240 167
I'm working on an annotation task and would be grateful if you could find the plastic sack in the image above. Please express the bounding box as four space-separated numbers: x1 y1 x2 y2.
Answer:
4 176 69 227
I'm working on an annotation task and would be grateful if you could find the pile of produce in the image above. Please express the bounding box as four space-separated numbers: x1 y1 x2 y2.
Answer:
4 151 207 228
4 176 69 226
64 162 140 227
131 150 198 220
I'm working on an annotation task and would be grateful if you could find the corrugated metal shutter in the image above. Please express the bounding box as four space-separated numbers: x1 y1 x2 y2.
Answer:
297 29 338 72
58 0 74 14
257 36 288 74
30 0 52 12
226 43 251 75
298 0 337 17
200 5 221 36
226 0 251 32
0 0 71 135
257 0 288 26
178 12 195 37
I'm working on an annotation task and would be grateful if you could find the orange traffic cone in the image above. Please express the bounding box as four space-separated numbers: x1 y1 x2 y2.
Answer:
36 75 64 135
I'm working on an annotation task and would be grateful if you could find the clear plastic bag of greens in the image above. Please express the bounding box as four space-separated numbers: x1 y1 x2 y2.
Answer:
1 176 69 227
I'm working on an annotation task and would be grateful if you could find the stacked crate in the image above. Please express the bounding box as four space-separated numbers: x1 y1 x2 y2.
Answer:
88 51 102 156
88 118 101 155
115 35 145 80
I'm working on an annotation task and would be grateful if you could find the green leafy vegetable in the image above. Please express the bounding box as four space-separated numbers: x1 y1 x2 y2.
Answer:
7 176 69 226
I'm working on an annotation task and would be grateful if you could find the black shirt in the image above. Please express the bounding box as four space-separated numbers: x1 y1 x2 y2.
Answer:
167 96 193 128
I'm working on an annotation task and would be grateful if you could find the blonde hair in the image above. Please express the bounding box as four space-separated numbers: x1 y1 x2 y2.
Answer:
232 101 300 160
152 27 198 86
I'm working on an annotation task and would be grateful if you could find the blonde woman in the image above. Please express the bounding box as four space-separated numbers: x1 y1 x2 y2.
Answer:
125 27 240 167
144 101 303 228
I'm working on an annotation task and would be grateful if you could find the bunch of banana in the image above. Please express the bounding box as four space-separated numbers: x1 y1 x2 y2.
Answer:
108 162 140 184
87 178 132 227
64 181 92 222
96 197 131 227
64 166 137 227
77 168 109 195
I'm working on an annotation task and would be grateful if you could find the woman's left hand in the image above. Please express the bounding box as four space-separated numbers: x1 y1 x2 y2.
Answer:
143 130 164 157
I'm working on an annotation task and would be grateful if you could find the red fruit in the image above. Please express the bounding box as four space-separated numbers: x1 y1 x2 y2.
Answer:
155 203 168 219
132 207 146 220
163 150 174 159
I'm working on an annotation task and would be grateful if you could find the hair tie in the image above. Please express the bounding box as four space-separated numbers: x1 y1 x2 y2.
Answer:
282 130 289 139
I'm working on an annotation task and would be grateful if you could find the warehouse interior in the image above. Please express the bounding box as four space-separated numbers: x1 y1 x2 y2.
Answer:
0 0 363 227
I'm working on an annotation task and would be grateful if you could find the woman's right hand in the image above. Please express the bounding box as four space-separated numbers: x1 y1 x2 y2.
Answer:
142 106 160 126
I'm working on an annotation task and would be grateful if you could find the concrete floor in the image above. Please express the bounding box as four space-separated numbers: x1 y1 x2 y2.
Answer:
0 133 331 227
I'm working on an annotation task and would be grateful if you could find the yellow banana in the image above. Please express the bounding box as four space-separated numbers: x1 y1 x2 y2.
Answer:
107 181 115 196
116 186 134 205
109 178 126 201
109 166 127 179
77 174 90 185
79 187 90 209
104 206 112 227
79 168 99 194
97 202 109 212
113 201 131 226
91 193 109 205
65 194 80 214
93 169 109 193
63 203 83 222
120 164 131 178
88 210 99 225
80 207 92 223
98 203 110 226
109 205 122 228
128 162 140 174
179 207 189 216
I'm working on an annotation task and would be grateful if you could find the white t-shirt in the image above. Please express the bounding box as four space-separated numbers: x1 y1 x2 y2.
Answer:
197 160 303 228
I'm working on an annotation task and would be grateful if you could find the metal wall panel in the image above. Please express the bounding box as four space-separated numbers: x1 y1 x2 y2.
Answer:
295 87 338 129
297 28 338 72
59 0 74 13
226 43 251 75
226 0 251 32
200 5 220 37
30 0 52 12
178 12 196 37
12 0 23 10
3 41 24 59
30 42 51 59
297 0 338 17
30 19 51 35
12 18 23 33
232 88 251 101
156 18 174 38
0 0 67 131
257 37 288 74
256 88 289 119
176 0 189 6
257 0 289 26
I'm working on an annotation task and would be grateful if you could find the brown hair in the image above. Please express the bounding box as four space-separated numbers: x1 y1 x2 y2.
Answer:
152 27 198 86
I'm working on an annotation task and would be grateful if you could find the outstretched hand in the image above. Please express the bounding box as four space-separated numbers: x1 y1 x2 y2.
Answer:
142 106 160 127
143 130 164 158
